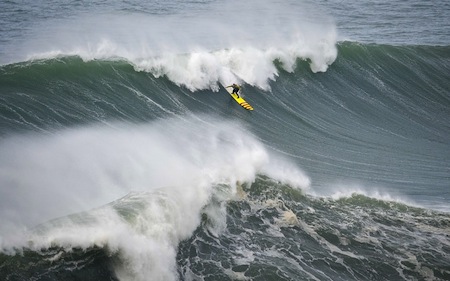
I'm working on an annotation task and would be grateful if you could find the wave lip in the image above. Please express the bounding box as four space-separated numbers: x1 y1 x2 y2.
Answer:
15 37 337 92
1 0 338 91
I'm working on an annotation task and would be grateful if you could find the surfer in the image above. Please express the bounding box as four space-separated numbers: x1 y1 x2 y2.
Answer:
226 83 241 98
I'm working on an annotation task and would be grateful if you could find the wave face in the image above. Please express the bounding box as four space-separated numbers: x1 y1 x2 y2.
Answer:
1 0 450 280
1 41 449 281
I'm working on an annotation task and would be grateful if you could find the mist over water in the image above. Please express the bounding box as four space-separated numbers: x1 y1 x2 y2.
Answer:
1 0 337 90
0 118 311 280
0 117 309 235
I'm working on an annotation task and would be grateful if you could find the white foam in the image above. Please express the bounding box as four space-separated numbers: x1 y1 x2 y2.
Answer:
21 190 206 281
8 0 337 91
0 116 310 280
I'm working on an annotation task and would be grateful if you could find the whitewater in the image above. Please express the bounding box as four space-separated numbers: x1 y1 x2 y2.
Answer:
1 0 449 281
0 0 337 91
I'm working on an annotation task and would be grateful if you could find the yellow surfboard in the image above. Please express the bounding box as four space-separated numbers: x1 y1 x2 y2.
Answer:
224 86 254 111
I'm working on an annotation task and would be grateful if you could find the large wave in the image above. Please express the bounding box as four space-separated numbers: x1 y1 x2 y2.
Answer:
2 1 450 280
1 0 337 91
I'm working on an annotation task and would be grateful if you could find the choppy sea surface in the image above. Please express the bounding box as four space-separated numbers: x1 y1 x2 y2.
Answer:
1 0 449 280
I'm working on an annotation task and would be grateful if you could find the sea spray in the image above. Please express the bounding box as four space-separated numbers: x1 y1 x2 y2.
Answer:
0 117 267 232
0 116 311 280
4 0 337 91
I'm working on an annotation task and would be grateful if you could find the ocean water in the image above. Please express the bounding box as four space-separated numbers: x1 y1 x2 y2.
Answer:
1 0 449 280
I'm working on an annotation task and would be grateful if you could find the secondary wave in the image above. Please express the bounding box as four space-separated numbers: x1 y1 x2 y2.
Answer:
0 116 311 280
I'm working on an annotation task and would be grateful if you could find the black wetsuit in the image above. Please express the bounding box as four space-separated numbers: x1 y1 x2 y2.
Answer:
232 85 240 97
